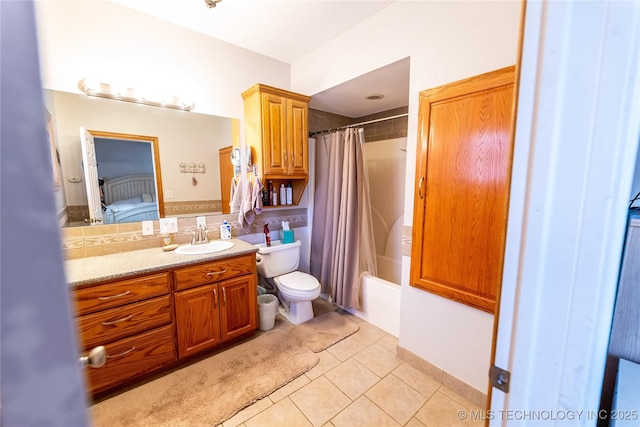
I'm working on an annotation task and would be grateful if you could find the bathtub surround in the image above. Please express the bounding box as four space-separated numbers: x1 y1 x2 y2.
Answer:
90 308 359 426
61 208 307 259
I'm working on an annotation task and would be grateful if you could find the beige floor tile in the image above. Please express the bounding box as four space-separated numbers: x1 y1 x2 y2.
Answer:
306 351 341 380
405 418 427 427
325 358 380 400
269 374 310 403
222 397 273 427
439 386 483 410
326 335 367 361
392 363 441 399
245 397 312 427
353 343 402 377
365 375 428 425
322 422 336 427
290 376 351 427
331 396 400 427
415 391 484 427
351 321 388 346
377 334 399 353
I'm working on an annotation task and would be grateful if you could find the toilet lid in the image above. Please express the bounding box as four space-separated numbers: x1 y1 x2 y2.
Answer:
277 271 320 292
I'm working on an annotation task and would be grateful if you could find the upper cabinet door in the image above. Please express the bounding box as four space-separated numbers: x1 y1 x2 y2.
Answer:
410 66 516 313
261 93 288 175
287 98 309 175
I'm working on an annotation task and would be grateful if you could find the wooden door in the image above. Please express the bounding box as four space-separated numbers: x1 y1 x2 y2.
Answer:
219 275 256 342
287 98 309 175
261 93 287 175
219 146 233 214
410 66 515 313
174 284 220 358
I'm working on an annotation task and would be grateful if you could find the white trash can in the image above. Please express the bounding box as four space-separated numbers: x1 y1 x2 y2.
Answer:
257 294 279 331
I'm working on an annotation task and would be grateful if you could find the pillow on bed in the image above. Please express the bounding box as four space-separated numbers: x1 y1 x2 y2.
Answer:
142 193 153 203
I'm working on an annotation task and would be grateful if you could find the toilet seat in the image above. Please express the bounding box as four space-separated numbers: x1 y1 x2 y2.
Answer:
275 271 320 298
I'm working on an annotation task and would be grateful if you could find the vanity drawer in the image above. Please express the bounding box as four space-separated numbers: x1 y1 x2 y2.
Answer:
173 253 255 291
74 272 170 316
77 295 172 350
84 325 176 395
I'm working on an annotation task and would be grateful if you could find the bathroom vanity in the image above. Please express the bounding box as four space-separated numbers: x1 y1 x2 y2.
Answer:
66 239 258 396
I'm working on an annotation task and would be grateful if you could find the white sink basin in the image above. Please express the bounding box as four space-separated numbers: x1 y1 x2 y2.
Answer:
174 240 234 255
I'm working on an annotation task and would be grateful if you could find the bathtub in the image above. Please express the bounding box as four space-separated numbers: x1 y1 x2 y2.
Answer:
346 274 400 337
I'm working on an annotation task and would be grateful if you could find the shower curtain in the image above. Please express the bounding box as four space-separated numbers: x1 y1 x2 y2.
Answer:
310 128 377 309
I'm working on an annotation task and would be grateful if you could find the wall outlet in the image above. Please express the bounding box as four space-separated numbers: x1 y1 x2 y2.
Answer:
141 220 154 236
159 217 178 234
164 190 174 199
196 216 206 228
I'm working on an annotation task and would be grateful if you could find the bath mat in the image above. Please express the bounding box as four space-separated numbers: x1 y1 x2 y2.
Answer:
89 329 318 427
288 311 360 352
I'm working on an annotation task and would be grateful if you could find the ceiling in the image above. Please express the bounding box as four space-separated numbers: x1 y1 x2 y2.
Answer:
109 0 409 118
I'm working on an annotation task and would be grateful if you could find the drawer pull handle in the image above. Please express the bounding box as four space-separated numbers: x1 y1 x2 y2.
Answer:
222 288 227 306
98 290 131 301
106 346 136 359
213 288 218 309
101 314 133 326
206 270 227 276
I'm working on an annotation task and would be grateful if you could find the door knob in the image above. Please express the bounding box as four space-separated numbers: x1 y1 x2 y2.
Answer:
80 346 107 368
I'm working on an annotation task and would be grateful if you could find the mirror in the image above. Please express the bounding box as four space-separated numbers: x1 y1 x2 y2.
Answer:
44 89 236 227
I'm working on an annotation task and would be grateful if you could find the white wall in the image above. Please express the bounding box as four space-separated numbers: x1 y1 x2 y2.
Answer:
35 1 290 120
292 1 520 392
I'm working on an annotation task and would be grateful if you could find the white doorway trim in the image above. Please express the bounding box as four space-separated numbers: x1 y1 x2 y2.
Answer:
491 0 640 423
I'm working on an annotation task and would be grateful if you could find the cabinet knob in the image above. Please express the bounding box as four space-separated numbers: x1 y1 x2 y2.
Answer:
80 345 107 369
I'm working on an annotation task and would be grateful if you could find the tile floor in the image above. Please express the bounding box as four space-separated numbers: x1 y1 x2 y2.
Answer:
221 309 485 427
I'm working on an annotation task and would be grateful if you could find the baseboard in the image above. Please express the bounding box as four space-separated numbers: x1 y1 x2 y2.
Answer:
397 345 488 408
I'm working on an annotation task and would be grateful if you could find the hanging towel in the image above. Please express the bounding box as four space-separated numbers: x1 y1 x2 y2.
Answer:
241 175 255 225
230 176 242 213
252 175 264 216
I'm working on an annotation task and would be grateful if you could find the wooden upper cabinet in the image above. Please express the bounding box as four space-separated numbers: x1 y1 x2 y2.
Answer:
242 84 311 178
410 66 516 313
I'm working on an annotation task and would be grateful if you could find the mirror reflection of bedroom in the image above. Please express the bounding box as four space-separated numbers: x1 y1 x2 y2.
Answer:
90 133 162 227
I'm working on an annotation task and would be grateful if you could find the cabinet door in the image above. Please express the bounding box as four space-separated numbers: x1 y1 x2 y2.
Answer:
287 98 309 175
410 66 515 313
174 284 221 358
261 93 288 175
219 275 257 342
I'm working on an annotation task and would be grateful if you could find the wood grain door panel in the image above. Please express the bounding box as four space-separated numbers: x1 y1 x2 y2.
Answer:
174 284 221 358
410 66 515 313
262 94 287 175
220 275 257 341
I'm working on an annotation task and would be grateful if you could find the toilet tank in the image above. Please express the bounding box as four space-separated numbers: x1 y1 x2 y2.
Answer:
255 240 301 278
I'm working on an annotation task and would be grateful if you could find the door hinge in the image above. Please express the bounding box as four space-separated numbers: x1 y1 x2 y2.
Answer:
490 364 510 393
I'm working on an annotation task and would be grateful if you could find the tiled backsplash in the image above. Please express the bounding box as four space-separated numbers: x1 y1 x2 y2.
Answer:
164 200 222 216
61 208 307 259
309 106 408 143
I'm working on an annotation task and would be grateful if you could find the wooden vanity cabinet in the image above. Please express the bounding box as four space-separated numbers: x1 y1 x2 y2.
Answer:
73 272 176 395
173 253 257 359
242 84 311 206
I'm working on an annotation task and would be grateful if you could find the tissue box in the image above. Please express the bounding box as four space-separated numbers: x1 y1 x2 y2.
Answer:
282 229 294 244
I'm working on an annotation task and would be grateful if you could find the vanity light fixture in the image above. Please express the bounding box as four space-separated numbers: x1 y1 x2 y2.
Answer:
78 78 195 111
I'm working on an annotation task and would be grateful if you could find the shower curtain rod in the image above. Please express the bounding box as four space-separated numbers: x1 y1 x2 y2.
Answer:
309 112 408 137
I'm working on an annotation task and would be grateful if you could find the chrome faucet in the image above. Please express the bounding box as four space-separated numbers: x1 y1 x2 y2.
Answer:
192 224 210 245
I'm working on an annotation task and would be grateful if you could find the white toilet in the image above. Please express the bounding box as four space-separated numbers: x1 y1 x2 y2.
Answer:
255 240 321 325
